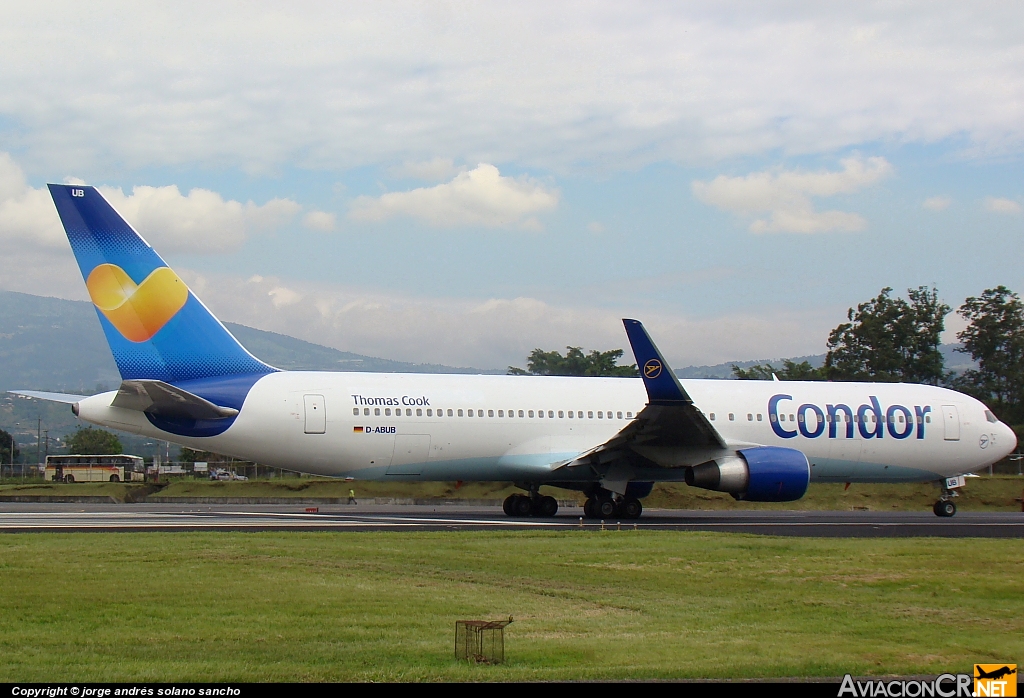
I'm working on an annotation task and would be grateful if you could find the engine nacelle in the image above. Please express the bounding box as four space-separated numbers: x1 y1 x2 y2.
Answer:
685 446 809 502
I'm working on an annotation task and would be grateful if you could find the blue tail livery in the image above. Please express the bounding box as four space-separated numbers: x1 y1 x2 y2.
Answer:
49 184 274 384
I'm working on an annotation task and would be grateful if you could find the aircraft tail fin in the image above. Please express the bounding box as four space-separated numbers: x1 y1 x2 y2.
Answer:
48 184 275 383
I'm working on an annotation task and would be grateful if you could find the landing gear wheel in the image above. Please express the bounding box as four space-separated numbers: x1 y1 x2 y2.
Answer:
596 498 617 518
64 475 75 483
933 500 956 517
502 494 517 516
109 475 120 482
583 498 597 519
512 495 533 517
534 495 558 517
620 497 642 519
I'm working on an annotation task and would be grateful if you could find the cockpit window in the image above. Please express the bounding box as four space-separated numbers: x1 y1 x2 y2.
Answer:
985 410 999 423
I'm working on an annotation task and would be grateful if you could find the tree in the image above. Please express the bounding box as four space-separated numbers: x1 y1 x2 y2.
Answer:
66 427 122 455
732 359 824 381
824 286 949 384
508 347 639 377
0 428 18 464
952 286 1024 424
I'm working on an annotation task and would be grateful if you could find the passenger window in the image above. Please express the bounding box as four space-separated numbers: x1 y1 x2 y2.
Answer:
364 408 370 416
407 408 412 416
798 413 804 423
769 413 776 422
567 411 573 418
926 416 931 423
539 410 544 418
747 413 753 421
498 410 504 417
789 414 795 421
597 411 603 419
519 410 524 418
710 413 716 420
385 408 391 416
375 408 381 416
353 408 359 416
457 409 463 417
447 409 453 417
528 410 535 418
898 415 904 423
588 411 594 419
617 411 623 419
558 411 564 418
728 413 735 421
871 415 876 423
427 409 432 417
416 409 422 416
757 414 762 421
488 410 494 417
626 412 633 419
548 410 554 418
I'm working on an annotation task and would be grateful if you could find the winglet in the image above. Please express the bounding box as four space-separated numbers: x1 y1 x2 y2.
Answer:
622 319 692 404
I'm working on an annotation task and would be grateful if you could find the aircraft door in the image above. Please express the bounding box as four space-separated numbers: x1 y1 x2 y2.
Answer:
388 434 430 475
941 405 960 441
304 394 326 434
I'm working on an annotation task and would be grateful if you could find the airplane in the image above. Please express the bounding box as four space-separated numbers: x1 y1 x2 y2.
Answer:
9 184 1017 519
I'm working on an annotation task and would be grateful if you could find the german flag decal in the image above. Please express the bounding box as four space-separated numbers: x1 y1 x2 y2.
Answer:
353 426 364 433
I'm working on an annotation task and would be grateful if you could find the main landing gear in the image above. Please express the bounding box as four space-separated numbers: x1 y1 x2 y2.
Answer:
583 491 642 520
503 492 558 518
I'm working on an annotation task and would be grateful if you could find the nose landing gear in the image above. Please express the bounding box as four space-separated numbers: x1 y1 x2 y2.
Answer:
933 480 960 517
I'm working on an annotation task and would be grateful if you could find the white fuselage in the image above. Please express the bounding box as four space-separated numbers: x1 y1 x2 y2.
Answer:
74 373 1016 484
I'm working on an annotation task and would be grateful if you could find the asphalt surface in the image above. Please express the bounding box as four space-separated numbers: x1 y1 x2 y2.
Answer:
0 502 1020 536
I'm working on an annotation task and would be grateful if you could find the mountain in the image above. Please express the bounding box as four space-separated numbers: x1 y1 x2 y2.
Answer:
0 290 502 394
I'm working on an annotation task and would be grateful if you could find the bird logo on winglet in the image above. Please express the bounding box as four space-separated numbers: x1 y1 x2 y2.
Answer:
644 359 663 379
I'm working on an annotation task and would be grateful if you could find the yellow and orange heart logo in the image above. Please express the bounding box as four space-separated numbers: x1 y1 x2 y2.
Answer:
86 263 189 342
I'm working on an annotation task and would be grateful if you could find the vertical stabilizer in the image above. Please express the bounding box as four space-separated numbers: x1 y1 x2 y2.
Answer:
48 184 275 383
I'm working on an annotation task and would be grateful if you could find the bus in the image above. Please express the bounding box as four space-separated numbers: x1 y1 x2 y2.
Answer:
45 455 145 483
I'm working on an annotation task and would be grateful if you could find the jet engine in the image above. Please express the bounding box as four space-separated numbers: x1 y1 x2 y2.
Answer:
684 446 809 502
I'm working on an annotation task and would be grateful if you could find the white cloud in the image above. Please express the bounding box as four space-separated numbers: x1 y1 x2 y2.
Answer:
923 196 951 211
692 156 892 233
0 152 68 250
349 164 559 228
587 221 605 233
99 185 300 253
388 158 461 182
4 4 1024 174
303 211 336 232
178 270 832 369
984 196 1022 214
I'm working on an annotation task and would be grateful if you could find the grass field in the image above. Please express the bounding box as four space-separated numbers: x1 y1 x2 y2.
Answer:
0 531 1019 681
2 476 1023 511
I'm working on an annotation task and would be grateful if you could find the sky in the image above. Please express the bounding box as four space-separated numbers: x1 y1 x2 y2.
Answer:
1 2 1023 370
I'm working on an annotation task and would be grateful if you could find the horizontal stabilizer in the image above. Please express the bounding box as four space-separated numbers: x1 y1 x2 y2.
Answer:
7 390 89 403
112 380 239 420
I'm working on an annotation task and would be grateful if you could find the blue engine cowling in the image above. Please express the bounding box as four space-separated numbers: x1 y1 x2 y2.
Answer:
684 446 809 502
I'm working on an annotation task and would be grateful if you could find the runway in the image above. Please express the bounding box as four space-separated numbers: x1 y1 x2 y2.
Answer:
0 502 1020 536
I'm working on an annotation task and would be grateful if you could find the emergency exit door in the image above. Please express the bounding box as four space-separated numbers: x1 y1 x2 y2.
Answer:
304 394 326 434
941 405 960 441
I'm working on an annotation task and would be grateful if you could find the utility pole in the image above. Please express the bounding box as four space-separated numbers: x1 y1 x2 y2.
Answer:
43 430 49 463
36 417 41 467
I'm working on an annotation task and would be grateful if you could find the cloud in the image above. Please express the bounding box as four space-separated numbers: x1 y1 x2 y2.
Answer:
691 156 892 233
349 164 559 228
984 196 1022 214
388 158 461 182
303 211 336 232
4 5 1024 174
923 196 951 211
99 185 300 253
178 270 833 369
587 221 605 233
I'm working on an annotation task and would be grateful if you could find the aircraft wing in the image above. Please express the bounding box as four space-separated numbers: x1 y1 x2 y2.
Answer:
553 319 728 486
